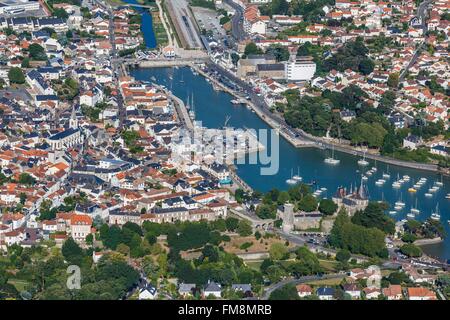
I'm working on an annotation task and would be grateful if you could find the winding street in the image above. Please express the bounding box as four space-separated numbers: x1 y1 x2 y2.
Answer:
262 273 344 300
223 0 246 42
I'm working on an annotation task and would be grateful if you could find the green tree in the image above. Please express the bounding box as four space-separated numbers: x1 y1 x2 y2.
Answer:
256 203 276 219
8 67 25 84
225 217 239 231
269 283 299 300
387 72 399 88
269 243 289 260
62 237 84 265
53 8 69 19
21 57 30 68
336 249 351 263
358 57 374 75
266 44 290 62
237 220 252 237
298 194 318 212
318 199 338 216
28 43 46 60
291 246 322 276
400 244 422 257
351 202 394 234
244 42 262 56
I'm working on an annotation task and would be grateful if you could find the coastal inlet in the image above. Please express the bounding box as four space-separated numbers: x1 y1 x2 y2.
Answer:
130 66 450 262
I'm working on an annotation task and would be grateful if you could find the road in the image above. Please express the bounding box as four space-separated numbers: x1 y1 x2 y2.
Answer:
398 0 432 82
262 273 344 300
223 0 246 42
156 0 175 47
94 0 126 129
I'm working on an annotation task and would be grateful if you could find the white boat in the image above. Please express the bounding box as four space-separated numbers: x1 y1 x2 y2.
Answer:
430 204 441 221
431 213 441 221
403 175 410 182
286 178 297 185
371 167 377 172
436 176 443 187
395 194 405 207
324 146 340 165
413 184 421 189
411 199 420 214
425 193 433 198
382 173 390 179
358 159 369 166
320 187 327 191
357 151 369 166
366 171 373 176
188 93 195 120
429 188 437 193
313 190 323 197
392 182 401 188
362 175 368 181
286 169 297 185
325 158 340 165
398 179 405 184
292 167 302 181
389 211 397 215
394 205 403 211
407 213 415 219
446 193 450 199
375 180 384 186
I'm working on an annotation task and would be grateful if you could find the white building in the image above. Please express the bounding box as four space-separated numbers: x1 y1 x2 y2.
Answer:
204 281 221 298
284 56 316 81
0 0 40 15
139 284 158 300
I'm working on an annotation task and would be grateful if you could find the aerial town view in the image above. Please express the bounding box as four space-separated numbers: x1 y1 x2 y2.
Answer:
0 0 449 305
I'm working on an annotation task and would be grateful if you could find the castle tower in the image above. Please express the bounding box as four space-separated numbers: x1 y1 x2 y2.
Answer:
282 203 295 233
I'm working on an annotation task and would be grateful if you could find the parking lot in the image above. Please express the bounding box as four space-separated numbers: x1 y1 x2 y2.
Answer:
191 6 226 38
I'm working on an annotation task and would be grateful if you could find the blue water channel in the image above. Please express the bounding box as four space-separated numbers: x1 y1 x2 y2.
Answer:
123 0 157 48
130 66 450 262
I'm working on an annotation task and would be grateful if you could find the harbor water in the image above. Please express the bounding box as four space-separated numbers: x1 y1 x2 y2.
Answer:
130 66 450 262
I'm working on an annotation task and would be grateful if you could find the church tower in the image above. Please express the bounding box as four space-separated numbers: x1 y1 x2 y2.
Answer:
69 106 78 129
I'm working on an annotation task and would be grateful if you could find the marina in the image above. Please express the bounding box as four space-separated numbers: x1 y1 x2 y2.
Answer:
130 66 450 261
